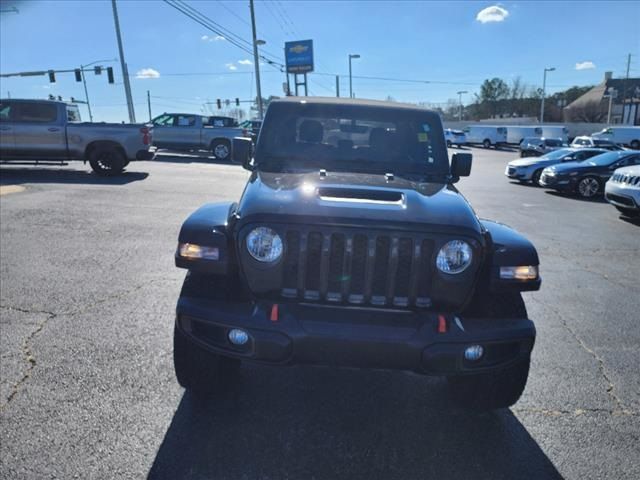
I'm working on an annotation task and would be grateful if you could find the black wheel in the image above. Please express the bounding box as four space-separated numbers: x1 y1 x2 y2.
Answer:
446 140 452 148
447 292 531 411
576 176 601 198
531 169 543 186
630 140 640 150
173 325 241 398
211 139 231 160
89 146 126 175
615 206 640 217
482 139 491 149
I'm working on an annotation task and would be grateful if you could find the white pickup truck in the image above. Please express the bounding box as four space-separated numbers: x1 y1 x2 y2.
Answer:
151 113 245 161
0 99 154 175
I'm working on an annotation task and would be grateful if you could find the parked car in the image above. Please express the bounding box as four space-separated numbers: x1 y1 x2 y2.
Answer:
605 165 640 217
463 125 507 148
151 113 245 160
570 136 624 150
506 147 605 185
519 137 565 157
0 98 154 175
506 126 543 145
173 97 542 411
444 128 467 148
592 127 640 150
539 150 640 198
541 125 569 144
239 119 262 143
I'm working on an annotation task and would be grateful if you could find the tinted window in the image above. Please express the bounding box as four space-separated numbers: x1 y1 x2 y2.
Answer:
16 103 57 123
0 102 11 122
545 139 563 147
153 114 174 126
588 152 630 167
256 103 448 175
176 115 196 127
67 106 81 123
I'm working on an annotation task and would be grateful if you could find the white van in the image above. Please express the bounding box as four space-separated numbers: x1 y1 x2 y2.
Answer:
463 125 507 148
541 126 569 144
591 127 640 149
506 126 543 145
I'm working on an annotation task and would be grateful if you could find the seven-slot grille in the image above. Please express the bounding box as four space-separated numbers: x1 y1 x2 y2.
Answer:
280 228 435 308
611 172 640 186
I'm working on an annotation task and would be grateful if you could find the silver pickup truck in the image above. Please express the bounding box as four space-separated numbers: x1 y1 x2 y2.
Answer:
0 99 154 175
151 113 245 161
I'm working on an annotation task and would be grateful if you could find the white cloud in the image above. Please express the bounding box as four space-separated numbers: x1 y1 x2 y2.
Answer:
575 61 596 70
201 34 225 42
476 5 509 23
225 63 237 71
136 68 160 79
238 59 252 65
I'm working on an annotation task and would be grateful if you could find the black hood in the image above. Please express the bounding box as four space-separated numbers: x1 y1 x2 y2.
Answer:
236 171 482 234
550 160 600 174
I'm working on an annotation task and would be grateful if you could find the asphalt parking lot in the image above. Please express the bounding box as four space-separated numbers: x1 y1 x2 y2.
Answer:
1 147 639 479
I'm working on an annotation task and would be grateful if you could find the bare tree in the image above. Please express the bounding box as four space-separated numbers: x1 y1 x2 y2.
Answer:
565 100 607 123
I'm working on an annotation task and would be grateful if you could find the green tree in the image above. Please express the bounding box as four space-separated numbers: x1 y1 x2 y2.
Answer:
475 78 510 117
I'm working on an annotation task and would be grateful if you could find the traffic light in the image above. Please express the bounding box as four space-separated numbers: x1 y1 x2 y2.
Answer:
74 69 82 82
235 98 240 106
94 66 102 75
216 99 222 109
48 70 56 83
106 67 114 84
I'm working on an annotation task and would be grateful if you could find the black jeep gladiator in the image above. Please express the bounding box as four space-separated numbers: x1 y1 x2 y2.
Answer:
174 97 541 410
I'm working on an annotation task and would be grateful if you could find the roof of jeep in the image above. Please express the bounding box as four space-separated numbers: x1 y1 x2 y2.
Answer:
270 96 434 113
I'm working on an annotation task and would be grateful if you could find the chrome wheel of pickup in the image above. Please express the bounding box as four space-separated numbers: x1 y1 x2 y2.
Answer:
212 140 231 160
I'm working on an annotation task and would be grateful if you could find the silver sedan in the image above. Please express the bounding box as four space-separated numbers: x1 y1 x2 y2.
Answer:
505 147 605 186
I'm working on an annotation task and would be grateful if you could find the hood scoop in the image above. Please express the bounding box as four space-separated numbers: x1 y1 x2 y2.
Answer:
317 187 404 205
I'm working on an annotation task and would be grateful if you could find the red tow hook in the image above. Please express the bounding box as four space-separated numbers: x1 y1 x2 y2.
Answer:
437 314 447 334
270 304 279 322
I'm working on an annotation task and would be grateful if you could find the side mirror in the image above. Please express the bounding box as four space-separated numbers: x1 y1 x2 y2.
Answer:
451 152 472 180
232 137 253 170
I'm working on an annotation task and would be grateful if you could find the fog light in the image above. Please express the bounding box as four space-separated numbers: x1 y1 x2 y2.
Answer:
464 345 484 361
228 329 249 346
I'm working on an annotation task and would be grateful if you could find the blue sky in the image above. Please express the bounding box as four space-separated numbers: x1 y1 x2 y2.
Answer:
1 0 638 123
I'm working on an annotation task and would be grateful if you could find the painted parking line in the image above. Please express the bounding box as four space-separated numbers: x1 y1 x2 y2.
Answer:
0 185 26 196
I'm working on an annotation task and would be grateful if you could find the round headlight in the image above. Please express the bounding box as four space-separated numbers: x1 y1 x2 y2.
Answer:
246 227 283 263
436 240 472 274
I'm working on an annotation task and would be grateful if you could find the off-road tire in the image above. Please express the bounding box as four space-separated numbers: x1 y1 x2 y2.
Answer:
447 292 530 410
89 145 126 176
173 325 241 397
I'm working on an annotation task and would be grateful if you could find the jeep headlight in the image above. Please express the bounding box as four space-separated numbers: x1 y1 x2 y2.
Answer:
246 227 283 263
436 240 472 274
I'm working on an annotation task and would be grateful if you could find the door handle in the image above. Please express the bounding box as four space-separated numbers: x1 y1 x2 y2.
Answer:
48 127 60 132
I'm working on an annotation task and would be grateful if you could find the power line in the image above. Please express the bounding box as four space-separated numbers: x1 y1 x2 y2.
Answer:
214 0 251 27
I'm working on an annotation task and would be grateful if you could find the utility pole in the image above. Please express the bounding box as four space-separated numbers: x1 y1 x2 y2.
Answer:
80 65 93 122
620 53 632 124
249 0 263 120
540 67 555 123
111 0 136 123
348 54 360 99
336 75 340 97
147 90 152 121
457 90 468 122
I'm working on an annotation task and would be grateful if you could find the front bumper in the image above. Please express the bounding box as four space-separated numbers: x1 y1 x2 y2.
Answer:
539 173 573 191
505 165 532 181
135 148 156 161
176 297 535 375
605 182 640 210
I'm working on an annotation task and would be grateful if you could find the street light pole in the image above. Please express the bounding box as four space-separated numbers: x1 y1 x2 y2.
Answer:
111 0 136 123
540 67 555 123
348 54 360 99
249 0 264 119
80 66 93 122
457 90 468 122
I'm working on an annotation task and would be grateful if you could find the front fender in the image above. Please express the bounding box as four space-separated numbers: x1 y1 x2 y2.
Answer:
175 202 237 274
481 220 541 292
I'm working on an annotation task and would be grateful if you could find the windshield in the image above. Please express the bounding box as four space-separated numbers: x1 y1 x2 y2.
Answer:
587 151 625 166
255 102 448 175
